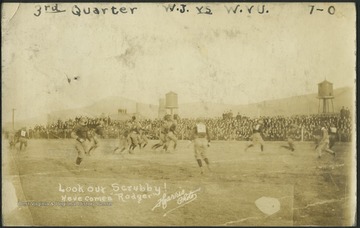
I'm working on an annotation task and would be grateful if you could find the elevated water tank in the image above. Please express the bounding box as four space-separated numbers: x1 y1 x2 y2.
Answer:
318 80 334 98
165 91 178 109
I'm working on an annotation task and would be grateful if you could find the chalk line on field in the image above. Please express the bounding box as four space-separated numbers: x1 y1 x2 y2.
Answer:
221 215 270 226
293 197 347 210
329 173 340 191
16 169 94 177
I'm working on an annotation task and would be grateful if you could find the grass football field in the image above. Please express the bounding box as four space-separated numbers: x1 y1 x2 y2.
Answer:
2 138 356 226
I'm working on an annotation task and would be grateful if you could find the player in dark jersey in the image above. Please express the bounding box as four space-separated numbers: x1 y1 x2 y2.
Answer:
328 126 337 149
128 116 142 154
114 123 130 155
87 120 105 155
71 117 91 167
164 115 178 152
245 119 265 152
139 128 149 149
192 118 211 174
151 119 168 151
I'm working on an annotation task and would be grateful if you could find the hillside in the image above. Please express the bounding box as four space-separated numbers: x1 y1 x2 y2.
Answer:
179 86 354 117
3 87 354 129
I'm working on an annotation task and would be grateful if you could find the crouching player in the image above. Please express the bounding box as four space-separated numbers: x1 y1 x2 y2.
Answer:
71 117 91 167
192 118 211 174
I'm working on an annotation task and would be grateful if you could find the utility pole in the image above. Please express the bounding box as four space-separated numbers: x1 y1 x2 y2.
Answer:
12 108 16 131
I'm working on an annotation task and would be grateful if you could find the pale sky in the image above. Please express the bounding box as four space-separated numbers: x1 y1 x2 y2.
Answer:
2 3 356 122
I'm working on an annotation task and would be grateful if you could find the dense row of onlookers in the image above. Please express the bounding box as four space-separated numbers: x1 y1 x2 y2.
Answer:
3 112 352 142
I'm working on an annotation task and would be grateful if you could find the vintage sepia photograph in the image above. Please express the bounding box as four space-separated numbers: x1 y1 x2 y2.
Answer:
1 2 356 226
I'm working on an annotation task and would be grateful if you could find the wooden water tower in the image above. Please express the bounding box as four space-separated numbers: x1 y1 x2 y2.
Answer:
317 80 334 113
165 91 178 116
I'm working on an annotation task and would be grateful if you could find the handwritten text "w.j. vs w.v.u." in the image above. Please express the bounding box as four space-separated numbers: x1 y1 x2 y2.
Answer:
163 4 270 15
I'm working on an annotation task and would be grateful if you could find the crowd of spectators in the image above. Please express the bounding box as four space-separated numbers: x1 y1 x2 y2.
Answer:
4 112 352 142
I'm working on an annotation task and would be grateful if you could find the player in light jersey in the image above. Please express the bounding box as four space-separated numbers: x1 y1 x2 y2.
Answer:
192 118 211 174
245 119 265 152
316 126 335 158
281 123 298 151
17 127 28 151
71 117 91 167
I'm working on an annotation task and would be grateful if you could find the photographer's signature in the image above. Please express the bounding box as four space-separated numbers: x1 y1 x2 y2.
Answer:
151 187 201 216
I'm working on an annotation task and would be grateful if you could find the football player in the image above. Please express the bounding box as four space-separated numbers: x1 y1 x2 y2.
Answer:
192 118 211 174
317 126 335 158
281 123 298 151
87 120 105 156
163 114 178 152
128 116 142 154
18 127 28 151
71 117 91 167
113 123 130 155
245 119 265 152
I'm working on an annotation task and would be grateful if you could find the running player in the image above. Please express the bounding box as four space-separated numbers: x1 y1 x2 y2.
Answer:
71 117 91 168
128 116 142 154
113 123 130 155
151 117 169 151
316 126 335 158
245 119 265 152
192 118 211 174
281 123 298 151
164 115 178 152
139 128 149 149
87 120 105 155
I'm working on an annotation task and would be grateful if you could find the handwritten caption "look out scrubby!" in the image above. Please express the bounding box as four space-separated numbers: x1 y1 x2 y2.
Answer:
58 183 201 216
